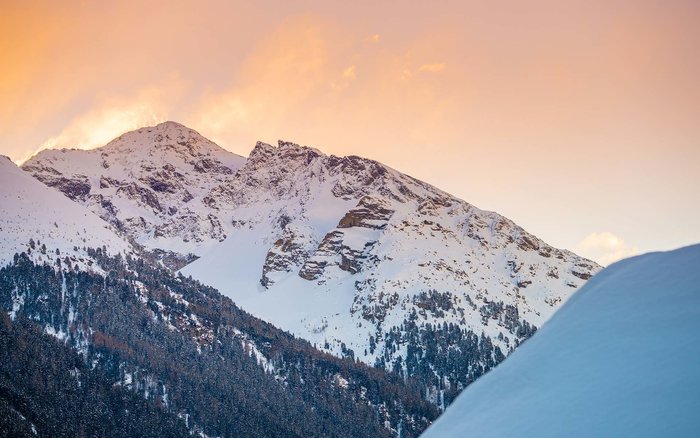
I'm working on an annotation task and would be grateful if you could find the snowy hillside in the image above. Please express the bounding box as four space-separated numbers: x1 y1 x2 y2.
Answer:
0 155 132 270
24 121 245 266
23 123 600 399
423 244 700 437
180 140 599 369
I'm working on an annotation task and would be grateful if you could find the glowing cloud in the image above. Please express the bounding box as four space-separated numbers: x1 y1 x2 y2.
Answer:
342 65 357 79
190 16 455 156
20 82 182 163
576 232 640 266
37 104 165 151
418 63 446 73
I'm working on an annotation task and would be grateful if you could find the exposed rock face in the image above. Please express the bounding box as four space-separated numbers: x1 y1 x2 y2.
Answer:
31 174 92 202
261 224 315 287
298 230 377 280
179 137 601 374
148 248 200 271
0 156 134 271
153 211 226 244
116 182 163 213
338 197 394 229
299 198 387 281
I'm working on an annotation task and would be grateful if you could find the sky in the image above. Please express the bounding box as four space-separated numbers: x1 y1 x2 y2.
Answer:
1 0 698 265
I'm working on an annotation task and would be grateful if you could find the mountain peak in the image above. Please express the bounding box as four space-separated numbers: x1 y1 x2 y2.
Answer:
154 120 189 130
22 123 246 258
247 139 324 168
277 139 323 155
106 121 210 151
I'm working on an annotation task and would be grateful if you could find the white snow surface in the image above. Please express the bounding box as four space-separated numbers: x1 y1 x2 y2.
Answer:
422 244 700 438
23 123 600 366
0 155 132 270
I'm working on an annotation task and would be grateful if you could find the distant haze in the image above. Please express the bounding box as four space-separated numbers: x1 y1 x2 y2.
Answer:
1 0 698 263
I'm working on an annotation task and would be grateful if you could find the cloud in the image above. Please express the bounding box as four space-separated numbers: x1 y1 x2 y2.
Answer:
575 232 640 266
20 81 182 163
342 65 357 79
367 34 381 43
190 16 331 144
36 103 165 151
331 65 357 91
188 15 460 158
418 63 446 73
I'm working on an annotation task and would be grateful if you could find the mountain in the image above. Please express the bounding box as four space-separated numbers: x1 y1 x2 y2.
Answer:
22 121 246 268
0 155 133 271
422 244 700 437
2 148 437 436
24 122 600 404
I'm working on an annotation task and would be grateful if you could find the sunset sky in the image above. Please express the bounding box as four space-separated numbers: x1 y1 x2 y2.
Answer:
1 0 698 265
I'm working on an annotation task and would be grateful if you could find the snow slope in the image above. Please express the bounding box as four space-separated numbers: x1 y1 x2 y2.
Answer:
0 155 132 270
422 244 700 437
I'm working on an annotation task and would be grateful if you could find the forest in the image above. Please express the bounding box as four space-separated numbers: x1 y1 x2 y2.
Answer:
0 249 436 437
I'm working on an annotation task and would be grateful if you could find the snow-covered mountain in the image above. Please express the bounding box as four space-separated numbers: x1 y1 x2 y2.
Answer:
422 244 700 437
23 122 600 399
0 155 132 271
23 121 245 268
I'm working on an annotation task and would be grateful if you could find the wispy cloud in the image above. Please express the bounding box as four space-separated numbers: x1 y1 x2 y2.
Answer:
418 63 445 73
37 104 165 152
342 65 357 79
576 232 639 266
21 81 182 163
189 16 455 155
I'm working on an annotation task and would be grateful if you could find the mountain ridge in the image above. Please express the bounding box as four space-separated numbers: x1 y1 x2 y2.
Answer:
22 122 601 405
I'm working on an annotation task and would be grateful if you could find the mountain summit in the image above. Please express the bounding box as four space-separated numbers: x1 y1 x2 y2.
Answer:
23 122 600 403
24 122 245 265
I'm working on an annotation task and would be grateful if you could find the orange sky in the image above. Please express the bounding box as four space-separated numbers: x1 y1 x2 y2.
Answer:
1 0 698 264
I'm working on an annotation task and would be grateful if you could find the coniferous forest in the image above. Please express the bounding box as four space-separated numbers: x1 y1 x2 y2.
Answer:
0 244 540 436
0 250 438 437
